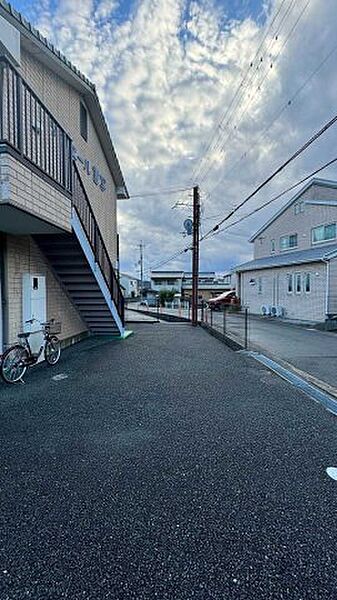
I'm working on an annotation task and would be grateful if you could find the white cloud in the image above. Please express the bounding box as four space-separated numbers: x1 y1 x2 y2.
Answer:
22 0 337 277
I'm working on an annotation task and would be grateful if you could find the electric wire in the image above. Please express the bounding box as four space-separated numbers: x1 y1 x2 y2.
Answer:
200 110 337 242
128 186 192 198
195 0 305 185
190 0 290 185
144 156 337 274
198 0 310 187
206 3 337 198
206 156 337 240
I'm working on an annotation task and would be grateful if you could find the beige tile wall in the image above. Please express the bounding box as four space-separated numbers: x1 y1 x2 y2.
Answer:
0 154 72 231
19 50 118 263
6 234 87 345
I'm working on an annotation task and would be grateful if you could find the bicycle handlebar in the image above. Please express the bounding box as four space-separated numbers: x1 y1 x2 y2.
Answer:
25 318 55 325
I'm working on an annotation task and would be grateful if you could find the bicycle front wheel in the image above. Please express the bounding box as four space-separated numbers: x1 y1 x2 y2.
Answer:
1 345 28 384
44 336 61 365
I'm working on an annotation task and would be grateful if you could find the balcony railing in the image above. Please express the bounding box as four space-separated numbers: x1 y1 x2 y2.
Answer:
0 57 72 193
73 163 124 326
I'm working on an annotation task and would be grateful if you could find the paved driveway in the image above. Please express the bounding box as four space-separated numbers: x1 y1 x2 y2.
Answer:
2 325 337 599
209 311 337 389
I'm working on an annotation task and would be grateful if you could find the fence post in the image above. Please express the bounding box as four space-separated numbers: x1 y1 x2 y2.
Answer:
223 305 226 335
201 300 204 322
156 295 160 322
244 307 248 350
210 307 213 328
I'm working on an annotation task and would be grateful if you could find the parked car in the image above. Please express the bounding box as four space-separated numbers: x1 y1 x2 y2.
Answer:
207 290 239 311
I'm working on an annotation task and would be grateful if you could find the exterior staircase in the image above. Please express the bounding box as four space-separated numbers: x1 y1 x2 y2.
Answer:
34 164 125 337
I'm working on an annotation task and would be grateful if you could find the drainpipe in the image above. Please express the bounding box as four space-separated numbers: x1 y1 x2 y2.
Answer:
322 258 330 318
0 233 8 351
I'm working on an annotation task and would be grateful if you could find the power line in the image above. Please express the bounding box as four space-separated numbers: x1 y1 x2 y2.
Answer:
194 0 305 186
198 0 310 187
190 0 290 185
145 156 337 275
201 109 337 241
207 6 337 198
207 156 337 239
128 186 192 199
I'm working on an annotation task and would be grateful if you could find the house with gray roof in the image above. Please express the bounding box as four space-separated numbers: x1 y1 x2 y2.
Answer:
235 178 337 322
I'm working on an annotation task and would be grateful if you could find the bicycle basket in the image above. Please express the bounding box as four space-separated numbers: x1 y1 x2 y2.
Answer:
48 321 62 335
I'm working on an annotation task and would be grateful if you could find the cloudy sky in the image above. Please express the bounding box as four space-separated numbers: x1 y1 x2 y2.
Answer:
13 0 337 277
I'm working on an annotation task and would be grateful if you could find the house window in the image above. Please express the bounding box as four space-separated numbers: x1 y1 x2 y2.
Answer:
304 273 311 293
312 223 336 244
80 102 88 141
295 273 301 294
258 277 262 294
280 234 298 251
287 274 293 293
271 239 275 253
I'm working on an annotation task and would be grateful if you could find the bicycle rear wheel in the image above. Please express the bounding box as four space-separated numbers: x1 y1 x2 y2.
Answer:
44 336 61 365
1 345 28 384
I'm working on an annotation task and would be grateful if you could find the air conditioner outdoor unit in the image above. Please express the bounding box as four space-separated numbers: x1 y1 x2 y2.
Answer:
276 306 285 317
261 304 271 316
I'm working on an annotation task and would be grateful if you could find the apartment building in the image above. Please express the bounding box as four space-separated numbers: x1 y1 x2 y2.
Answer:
235 178 337 322
0 3 128 352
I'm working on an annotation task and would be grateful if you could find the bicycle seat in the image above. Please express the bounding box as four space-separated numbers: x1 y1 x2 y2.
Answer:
18 332 30 339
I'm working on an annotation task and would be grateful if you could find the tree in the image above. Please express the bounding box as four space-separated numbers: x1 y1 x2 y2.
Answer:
159 288 176 307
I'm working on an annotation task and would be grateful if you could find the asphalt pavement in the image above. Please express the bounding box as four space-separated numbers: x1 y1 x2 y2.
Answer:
2 324 337 599
209 311 337 390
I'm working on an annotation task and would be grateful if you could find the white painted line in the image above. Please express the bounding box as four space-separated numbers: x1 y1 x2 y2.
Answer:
326 467 337 480
52 373 68 381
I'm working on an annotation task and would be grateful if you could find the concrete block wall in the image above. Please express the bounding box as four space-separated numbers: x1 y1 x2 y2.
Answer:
239 262 327 322
5 234 87 345
0 154 72 231
19 50 118 264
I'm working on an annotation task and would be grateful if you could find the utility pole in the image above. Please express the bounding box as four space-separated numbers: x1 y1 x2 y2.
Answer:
191 185 200 326
139 241 144 300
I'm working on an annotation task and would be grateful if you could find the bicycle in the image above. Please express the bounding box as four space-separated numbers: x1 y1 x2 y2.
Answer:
1 318 62 384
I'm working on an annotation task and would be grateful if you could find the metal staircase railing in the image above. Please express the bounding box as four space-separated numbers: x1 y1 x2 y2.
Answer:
73 162 124 325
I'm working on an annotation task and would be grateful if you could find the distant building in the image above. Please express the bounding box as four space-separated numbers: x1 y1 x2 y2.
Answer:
150 270 232 301
120 273 140 299
150 271 184 293
235 178 337 322
182 272 232 301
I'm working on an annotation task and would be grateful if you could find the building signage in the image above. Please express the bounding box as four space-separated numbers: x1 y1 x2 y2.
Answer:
72 146 107 192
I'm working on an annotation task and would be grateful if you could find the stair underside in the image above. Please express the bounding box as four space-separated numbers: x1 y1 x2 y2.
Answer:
34 233 120 336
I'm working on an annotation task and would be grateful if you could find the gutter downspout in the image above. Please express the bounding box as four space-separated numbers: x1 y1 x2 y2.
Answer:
0 233 7 353
322 258 330 318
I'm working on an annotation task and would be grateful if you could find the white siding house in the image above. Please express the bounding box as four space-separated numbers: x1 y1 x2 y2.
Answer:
235 178 337 322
